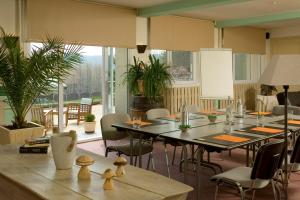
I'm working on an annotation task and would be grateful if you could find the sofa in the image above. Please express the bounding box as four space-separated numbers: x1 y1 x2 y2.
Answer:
272 91 300 115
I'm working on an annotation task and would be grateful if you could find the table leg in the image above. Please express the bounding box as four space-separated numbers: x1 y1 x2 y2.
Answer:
252 143 256 166
180 143 188 183
197 145 204 200
246 145 249 167
129 131 133 165
138 135 142 168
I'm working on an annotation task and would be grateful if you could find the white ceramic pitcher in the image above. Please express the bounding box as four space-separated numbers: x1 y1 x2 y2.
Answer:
50 130 77 170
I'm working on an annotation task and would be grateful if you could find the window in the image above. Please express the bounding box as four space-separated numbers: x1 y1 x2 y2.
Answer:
233 53 266 82
170 51 193 81
150 50 195 82
234 54 249 81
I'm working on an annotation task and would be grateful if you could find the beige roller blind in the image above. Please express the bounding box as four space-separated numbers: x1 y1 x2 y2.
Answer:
149 16 214 51
270 37 300 55
26 0 136 48
223 27 266 54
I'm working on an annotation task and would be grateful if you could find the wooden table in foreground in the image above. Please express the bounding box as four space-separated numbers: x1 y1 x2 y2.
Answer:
0 145 193 200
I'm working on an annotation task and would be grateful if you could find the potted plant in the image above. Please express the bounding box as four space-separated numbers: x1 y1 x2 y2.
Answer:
208 114 217 123
0 28 82 144
123 56 145 96
84 114 96 133
178 124 191 133
143 55 173 107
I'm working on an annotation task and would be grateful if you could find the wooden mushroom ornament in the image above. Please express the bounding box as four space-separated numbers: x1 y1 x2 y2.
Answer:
103 169 115 190
113 156 127 177
76 155 94 180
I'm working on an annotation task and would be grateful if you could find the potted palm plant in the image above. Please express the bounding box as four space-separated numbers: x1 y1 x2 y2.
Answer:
84 113 96 133
143 55 173 107
124 56 145 96
0 28 82 144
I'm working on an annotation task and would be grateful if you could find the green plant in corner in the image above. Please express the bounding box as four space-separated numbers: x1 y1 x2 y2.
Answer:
84 114 95 122
143 55 173 102
0 27 83 129
123 56 145 96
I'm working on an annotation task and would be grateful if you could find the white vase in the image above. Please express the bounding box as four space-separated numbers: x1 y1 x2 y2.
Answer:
50 131 77 170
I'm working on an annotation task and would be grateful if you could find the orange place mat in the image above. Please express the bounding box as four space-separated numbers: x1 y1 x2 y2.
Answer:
213 134 250 143
251 127 282 134
126 120 152 126
288 120 300 125
168 114 179 119
200 111 225 115
249 112 272 115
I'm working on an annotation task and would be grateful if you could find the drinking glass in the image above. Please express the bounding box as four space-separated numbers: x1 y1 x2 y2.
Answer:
132 115 141 129
288 110 294 120
256 112 265 127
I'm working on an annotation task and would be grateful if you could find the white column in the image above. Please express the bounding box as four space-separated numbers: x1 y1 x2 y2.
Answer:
101 48 109 115
115 48 128 113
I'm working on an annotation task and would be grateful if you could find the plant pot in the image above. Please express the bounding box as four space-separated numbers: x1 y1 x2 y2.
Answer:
137 80 144 95
208 115 217 123
50 132 77 170
84 121 96 133
0 122 44 145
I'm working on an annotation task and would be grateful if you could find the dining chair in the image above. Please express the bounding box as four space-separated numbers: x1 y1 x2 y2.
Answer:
211 140 284 200
66 98 93 125
146 108 183 178
100 113 155 169
31 105 53 134
288 134 300 178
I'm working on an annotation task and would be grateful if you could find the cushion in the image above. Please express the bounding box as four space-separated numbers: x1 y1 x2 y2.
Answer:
256 95 279 112
107 141 153 156
272 105 300 115
211 166 270 189
287 91 300 106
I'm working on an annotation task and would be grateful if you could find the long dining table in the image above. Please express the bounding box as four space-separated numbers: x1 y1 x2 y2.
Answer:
112 112 300 199
0 145 193 200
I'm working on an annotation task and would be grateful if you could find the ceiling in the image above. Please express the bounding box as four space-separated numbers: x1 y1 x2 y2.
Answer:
83 0 300 29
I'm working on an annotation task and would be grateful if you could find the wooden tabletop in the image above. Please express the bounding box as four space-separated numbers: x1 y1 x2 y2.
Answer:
0 145 193 200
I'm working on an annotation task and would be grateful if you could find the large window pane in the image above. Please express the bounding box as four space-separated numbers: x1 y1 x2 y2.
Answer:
65 46 102 105
171 51 193 81
234 54 249 81
150 49 167 64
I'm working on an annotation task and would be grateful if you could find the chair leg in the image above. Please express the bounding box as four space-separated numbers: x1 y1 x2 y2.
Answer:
214 183 219 200
147 154 151 170
150 152 156 171
238 186 245 200
180 146 183 162
275 182 282 200
105 148 109 157
164 144 171 178
251 190 256 200
288 163 294 179
171 146 177 165
271 180 278 200
134 156 138 166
